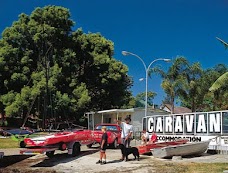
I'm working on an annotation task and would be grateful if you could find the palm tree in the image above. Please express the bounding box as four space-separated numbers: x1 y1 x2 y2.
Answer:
180 62 203 112
149 56 188 113
208 37 228 110
216 37 228 48
210 37 228 91
150 56 205 112
209 72 228 92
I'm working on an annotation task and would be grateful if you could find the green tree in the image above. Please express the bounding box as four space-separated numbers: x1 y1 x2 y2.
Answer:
209 37 228 109
209 37 228 110
208 65 228 110
196 68 220 111
0 6 132 127
149 56 188 113
210 37 228 94
178 62 203 112
182 64 227 111
71 30 132 111
135 91 157 108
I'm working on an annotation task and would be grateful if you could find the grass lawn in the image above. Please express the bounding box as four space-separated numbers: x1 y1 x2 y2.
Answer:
0 132 50 149
0 137 19 148
153 160 228 173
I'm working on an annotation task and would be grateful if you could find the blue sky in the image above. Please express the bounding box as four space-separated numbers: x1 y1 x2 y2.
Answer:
1 0 228 105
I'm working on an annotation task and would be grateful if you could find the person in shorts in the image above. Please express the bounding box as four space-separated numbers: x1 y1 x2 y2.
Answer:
96 126 108 164
115 116 133 160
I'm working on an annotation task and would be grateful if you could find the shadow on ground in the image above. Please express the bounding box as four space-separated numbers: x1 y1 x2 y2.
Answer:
32 149 99 167
0 155 32 168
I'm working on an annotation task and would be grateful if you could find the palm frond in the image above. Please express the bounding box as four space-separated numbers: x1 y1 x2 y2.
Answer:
216 37 228 49
209 72 228 92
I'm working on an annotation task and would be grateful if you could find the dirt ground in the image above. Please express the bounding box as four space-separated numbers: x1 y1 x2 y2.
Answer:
1 141 228 173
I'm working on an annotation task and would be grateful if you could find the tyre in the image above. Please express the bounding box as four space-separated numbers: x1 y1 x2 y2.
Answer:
46 150 55 158
72 143 81 157
59 142 67 151
19 141 26 148
111 139 118 149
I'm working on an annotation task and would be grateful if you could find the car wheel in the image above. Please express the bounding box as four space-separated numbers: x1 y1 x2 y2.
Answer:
112 139 118 149
59 142 67 151
72 142 81 157
20 141 26 148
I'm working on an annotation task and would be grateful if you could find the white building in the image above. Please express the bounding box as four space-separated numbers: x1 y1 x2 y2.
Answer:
84 108 169 134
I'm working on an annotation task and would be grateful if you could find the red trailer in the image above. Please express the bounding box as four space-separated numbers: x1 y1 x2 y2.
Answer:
20 129 95 157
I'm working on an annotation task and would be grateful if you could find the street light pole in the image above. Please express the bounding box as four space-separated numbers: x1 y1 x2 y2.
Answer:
122 51 171 117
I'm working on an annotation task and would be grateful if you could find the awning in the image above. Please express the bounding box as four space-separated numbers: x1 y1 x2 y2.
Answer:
97 108 134 114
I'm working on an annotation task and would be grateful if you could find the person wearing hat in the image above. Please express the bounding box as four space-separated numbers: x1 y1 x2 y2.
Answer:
116 115 133 158
96 126 108 165
116 116 133 160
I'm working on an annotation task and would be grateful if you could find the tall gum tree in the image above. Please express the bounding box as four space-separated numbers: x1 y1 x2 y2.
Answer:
0 6 132 126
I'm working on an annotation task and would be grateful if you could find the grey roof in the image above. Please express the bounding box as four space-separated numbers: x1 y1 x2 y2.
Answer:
162 104 192 114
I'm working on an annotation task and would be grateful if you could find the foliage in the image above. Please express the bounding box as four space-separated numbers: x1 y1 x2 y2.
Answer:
177 61 203 112
150 55 227 112
0 6 132 127
208 71 228 110
208 37 228 110
178 63 228 111
134 91 157 108
216 37 228 49
149 56 188 113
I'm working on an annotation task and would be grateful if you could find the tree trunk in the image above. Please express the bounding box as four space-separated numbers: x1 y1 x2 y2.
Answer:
191 97 196 112
171 96 175 114
22 95 38 128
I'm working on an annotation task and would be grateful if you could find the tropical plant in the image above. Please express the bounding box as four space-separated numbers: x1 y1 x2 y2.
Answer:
149 56 188 113
207 37 228 110
178 62 203 112
209 72 228 92
185 64 227 111
210 37 228 92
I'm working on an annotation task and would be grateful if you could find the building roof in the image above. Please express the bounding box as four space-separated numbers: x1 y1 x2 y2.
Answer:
161 104 192 114
97 108 134 114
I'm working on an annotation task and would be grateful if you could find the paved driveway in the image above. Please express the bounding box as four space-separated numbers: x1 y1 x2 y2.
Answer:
1 140 228 173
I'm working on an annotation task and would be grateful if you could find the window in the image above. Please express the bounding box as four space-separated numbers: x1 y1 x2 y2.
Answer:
105 118 111 123
222 112 228 134
95 125 118 131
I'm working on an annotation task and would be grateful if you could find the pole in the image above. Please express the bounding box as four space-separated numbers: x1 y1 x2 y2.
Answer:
122 51 171 130
145 68 148 117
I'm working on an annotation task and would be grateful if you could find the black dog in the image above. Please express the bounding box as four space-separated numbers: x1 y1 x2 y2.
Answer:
119 144 140 161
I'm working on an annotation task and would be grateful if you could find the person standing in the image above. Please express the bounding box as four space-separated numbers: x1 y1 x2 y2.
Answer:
116 116 133 160
151 131 157 143
96 126 108 165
